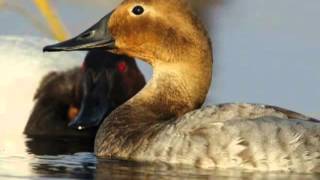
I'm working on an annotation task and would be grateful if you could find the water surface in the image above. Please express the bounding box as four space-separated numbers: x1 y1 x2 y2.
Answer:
2 135 320 179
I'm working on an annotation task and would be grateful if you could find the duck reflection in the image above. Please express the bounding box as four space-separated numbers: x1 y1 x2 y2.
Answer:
29 151 96 179
95 159 320 180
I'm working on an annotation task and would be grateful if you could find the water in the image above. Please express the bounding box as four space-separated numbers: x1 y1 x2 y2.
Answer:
1 137 96 179
1 0 320 178
2 137 320 180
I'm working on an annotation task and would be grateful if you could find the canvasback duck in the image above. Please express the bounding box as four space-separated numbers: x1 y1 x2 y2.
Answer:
43 0 320 172
24 50 145 138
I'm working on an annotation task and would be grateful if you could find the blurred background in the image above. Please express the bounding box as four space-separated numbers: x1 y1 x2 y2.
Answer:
0 0 319 117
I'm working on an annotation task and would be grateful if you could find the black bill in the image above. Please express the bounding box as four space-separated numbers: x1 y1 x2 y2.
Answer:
43 12 115 52
69 65 115 130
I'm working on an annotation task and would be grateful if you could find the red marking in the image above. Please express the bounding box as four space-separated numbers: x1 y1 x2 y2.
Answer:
117 61 127 73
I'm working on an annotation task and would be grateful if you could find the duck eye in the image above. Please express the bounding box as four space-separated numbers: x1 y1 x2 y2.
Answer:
132 6 144 15
117 61 127 73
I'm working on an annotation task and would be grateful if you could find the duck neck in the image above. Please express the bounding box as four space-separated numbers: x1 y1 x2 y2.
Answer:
95 36 213 157
133 33 214 118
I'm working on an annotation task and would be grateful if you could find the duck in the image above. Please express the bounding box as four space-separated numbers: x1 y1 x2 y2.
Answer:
24 50 145 138
43 0 320 172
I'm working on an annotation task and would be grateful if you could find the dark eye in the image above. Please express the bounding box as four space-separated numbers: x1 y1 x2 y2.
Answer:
132 6 144 15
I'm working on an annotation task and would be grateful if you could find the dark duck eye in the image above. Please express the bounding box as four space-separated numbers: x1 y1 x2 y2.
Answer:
132 6 144 15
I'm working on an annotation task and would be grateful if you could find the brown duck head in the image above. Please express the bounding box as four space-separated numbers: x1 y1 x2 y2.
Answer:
43 0 212 130
43 0 211 66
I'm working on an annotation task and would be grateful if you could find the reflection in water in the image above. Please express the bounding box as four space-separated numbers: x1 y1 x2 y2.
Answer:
96 159 320 180
17 137 320 179
25 137 94 155
30 152 96 179
25 137 96 179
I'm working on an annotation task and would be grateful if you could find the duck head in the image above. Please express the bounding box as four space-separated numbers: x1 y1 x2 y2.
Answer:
25 50 145 137
71 50 145 130
44 0 211 66
44 0 212 130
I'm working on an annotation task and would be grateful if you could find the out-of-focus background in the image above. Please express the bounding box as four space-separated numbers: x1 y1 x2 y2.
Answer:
0 0 319 117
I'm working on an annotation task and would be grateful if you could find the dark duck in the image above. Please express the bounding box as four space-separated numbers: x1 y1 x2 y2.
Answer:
24 50 145 139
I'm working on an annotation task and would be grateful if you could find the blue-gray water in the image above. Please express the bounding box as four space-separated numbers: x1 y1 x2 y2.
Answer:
0 0 319 179
5 140 320 180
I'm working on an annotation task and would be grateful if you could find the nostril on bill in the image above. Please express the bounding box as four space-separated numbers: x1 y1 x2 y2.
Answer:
80 30 95 39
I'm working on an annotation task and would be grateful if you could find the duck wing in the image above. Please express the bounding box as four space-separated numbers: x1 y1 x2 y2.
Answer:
134 104 320 172
262 104 320 123
213 103 319 122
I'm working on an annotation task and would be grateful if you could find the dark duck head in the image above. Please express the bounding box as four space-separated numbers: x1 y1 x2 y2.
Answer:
24 50 145 138
70 50 146 130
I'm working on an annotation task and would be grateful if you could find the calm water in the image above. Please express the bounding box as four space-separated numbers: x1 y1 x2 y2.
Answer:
1 135 320 180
